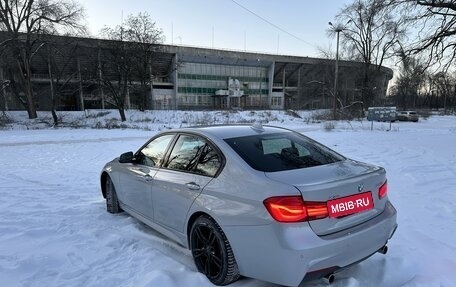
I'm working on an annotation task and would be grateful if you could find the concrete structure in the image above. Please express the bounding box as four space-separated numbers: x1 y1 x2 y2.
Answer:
0 33 393 111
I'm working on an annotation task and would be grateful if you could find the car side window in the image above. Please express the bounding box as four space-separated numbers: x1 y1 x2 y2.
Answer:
195 144 221 177
137 134 174 167
166 134 221 177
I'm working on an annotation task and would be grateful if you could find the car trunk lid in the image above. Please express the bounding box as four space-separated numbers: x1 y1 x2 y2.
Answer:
265 159 387 236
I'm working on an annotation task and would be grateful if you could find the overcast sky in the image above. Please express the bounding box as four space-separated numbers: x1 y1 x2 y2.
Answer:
78 0 353 58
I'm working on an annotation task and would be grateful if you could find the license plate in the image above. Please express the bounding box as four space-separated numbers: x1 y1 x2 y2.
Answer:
327 192 374 218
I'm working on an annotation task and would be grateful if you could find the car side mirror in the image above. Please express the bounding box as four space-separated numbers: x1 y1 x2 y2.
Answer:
119 151 134 163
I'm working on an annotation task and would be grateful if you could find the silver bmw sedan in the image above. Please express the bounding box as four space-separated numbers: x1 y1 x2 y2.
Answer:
100 124 397 286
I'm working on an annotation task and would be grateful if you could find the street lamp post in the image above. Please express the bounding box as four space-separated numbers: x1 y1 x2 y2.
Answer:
329 22 343 120
329 20 351 120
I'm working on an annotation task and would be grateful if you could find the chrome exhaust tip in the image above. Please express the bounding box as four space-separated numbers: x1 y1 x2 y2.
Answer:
323 273 335 284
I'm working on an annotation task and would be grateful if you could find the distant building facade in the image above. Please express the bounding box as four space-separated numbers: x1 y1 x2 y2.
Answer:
0 33 393 111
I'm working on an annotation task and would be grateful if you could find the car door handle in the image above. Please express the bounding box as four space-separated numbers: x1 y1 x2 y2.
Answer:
186 182 200 190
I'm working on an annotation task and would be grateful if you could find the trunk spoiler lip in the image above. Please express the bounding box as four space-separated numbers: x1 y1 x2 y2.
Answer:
264 160 385 187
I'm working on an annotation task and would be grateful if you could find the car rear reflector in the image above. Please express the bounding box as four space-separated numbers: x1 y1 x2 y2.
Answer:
263 196 328 223
378 181 388 199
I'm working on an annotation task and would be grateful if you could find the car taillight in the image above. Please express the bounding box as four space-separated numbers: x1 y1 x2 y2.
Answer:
263 196 328 223
378 181 388 199
305 201 329 220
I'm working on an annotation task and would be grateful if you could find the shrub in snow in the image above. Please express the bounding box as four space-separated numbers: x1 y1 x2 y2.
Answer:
285 109 302 119
0 111 12 128
312 110 332 122
86 111 111 118
324 121 336 131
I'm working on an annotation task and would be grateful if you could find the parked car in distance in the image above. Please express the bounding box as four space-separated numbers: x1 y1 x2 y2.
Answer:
100 124 397 286
397 111 419 122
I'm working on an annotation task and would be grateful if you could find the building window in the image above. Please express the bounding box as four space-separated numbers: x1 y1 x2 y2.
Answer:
271 96 282 107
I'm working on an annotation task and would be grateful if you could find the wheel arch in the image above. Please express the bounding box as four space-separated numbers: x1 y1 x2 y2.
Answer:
186 211 213 247
100 171 109 198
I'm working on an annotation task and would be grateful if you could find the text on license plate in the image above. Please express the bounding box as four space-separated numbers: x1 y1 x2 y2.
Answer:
327 192 374 218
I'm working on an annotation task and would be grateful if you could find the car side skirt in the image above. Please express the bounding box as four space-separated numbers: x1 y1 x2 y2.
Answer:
119 201 188 247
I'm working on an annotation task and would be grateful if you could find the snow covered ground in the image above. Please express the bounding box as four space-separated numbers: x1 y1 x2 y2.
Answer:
0 110 455 287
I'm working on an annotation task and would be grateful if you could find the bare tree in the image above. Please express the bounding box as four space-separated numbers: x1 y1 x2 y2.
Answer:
390 46 427 110
100 26 136 122
0 46 28 109
430 71 456 113
41 35 81 125
0 79 10 110
387 1 456 70
100 12 164 121
123 12 164 111
335 0 406 107
98 38 131 121
316 42 355 60
0 0 84 119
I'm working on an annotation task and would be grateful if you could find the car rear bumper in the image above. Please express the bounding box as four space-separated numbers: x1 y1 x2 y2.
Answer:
222 200 397 286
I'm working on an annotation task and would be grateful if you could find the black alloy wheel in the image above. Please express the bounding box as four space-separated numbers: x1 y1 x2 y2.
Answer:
105 176 122 213
190 216 240 286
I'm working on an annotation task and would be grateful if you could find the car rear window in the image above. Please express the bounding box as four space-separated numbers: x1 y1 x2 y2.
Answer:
224 132 345 172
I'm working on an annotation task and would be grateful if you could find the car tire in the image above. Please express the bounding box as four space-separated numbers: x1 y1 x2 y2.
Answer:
190 215 240 286
105 176 122 214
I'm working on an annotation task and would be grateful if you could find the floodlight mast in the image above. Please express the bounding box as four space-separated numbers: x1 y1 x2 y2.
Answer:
329 20 351 120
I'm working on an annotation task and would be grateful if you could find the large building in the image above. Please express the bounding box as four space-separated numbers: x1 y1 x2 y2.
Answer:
0 33 393 111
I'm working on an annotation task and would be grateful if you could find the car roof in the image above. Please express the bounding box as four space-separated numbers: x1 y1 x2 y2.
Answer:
167 124 292 140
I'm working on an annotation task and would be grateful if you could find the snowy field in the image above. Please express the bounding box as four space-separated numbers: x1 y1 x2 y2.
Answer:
0 110 455 287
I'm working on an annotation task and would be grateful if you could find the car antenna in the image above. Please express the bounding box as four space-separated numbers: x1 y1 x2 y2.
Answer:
251 122 264 133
